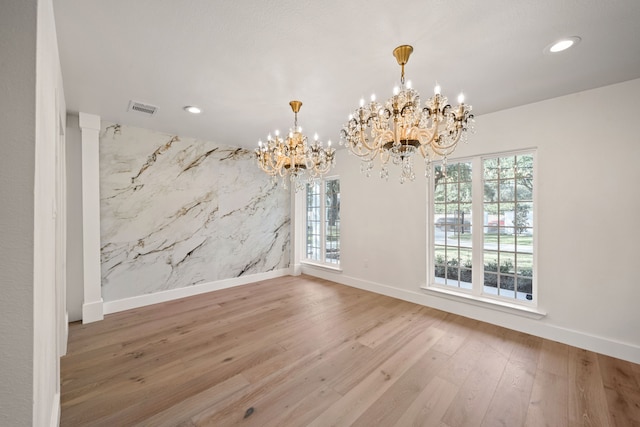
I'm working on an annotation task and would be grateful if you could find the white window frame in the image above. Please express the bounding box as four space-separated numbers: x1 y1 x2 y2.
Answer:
302 175 341 269
425 150 542 317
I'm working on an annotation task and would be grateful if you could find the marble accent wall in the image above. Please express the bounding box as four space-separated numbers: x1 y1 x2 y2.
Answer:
99 123 290 301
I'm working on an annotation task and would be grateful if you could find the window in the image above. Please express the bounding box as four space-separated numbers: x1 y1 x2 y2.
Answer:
305 177 340 266
483 154 534 301
430 151 535 305
433 162 473 290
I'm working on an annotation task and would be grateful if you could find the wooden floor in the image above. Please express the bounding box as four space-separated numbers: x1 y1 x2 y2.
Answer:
61 275 640 426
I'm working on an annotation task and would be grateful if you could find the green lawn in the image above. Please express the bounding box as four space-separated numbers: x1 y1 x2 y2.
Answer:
454 232 533 246
436 232 533 270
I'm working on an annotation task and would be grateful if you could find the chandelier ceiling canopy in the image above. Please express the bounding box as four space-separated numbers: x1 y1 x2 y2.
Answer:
255 100 335 191
340 45 475 183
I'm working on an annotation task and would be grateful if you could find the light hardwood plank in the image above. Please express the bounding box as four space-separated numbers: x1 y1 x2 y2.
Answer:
438 336 490 387
442 342 509 427
568 347 612 427
480 358 536 427
137 374 250 427
598 354 640 426
191 340 374 426
305 326 445 427
391 376 460 427
60 275 640 427
525 370 568 427
350 349 450 427
536 338 569 378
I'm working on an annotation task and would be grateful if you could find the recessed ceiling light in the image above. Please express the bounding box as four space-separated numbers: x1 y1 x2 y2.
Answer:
545 36 581 54
184 106 202 114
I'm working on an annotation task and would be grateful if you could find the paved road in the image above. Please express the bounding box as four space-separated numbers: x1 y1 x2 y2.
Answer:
434 229 532 254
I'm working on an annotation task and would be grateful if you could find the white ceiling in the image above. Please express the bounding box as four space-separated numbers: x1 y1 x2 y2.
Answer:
53 0 640 149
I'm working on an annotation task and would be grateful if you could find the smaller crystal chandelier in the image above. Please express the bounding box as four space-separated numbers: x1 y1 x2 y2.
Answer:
340 45 475 183
256 100 335 191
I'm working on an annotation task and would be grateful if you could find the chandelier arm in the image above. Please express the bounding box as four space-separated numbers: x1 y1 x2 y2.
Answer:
418 144 429 159
349 145 379 161
353 127 380 153
428 110 443 144
414 127 436 145
264 158 279 176
378 129 394 144
276 151 288 175
400 103 413 117
259 151 274 171
435 124 464 151
259 155 279 176
415 108 463 157
314 162 331 175
431 136 460 156
357 128 369 147
256 160 271 175
349 135 380 160
257 156 271 173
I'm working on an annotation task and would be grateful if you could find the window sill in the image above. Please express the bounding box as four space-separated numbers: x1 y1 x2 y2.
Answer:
421 285 546 319
300 260 343 273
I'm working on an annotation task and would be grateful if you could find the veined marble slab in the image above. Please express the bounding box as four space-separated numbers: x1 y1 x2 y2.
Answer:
99 122 290 301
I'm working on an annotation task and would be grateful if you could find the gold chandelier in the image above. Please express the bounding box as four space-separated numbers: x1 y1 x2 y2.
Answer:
256 100 335 190
340 45 475 183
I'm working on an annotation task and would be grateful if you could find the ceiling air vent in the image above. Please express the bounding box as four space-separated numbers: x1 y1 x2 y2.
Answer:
127 100 158 116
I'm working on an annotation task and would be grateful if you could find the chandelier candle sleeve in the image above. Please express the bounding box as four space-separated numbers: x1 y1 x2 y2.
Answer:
255 100 336 191
340 45 475 183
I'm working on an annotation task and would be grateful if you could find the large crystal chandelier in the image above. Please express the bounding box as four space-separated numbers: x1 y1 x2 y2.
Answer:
256 100 335 191
340 45 475 183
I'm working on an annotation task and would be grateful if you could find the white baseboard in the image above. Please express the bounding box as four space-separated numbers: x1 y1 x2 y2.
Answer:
82 298 104 324
50 391 60 427
61 312 68 356
103 268 290 315
301 266 640 364
290 263 302 276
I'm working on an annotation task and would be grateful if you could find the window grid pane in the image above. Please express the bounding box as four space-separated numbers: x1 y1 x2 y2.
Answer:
433 162 472 290
483 154 534 302
324 179 340 264
305 178 340 266
306 182 321 261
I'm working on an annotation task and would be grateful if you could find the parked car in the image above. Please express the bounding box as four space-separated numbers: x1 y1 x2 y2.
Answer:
486 219 506 234
435 216 471 232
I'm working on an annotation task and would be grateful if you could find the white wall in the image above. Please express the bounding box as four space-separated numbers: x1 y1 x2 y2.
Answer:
66 114 84 322
0 0 66 425
34 0 67 424
0 1 37 424
303 78 640 363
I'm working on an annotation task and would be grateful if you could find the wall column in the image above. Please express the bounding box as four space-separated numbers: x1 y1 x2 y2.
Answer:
80 112 103 323
290 187 304 276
